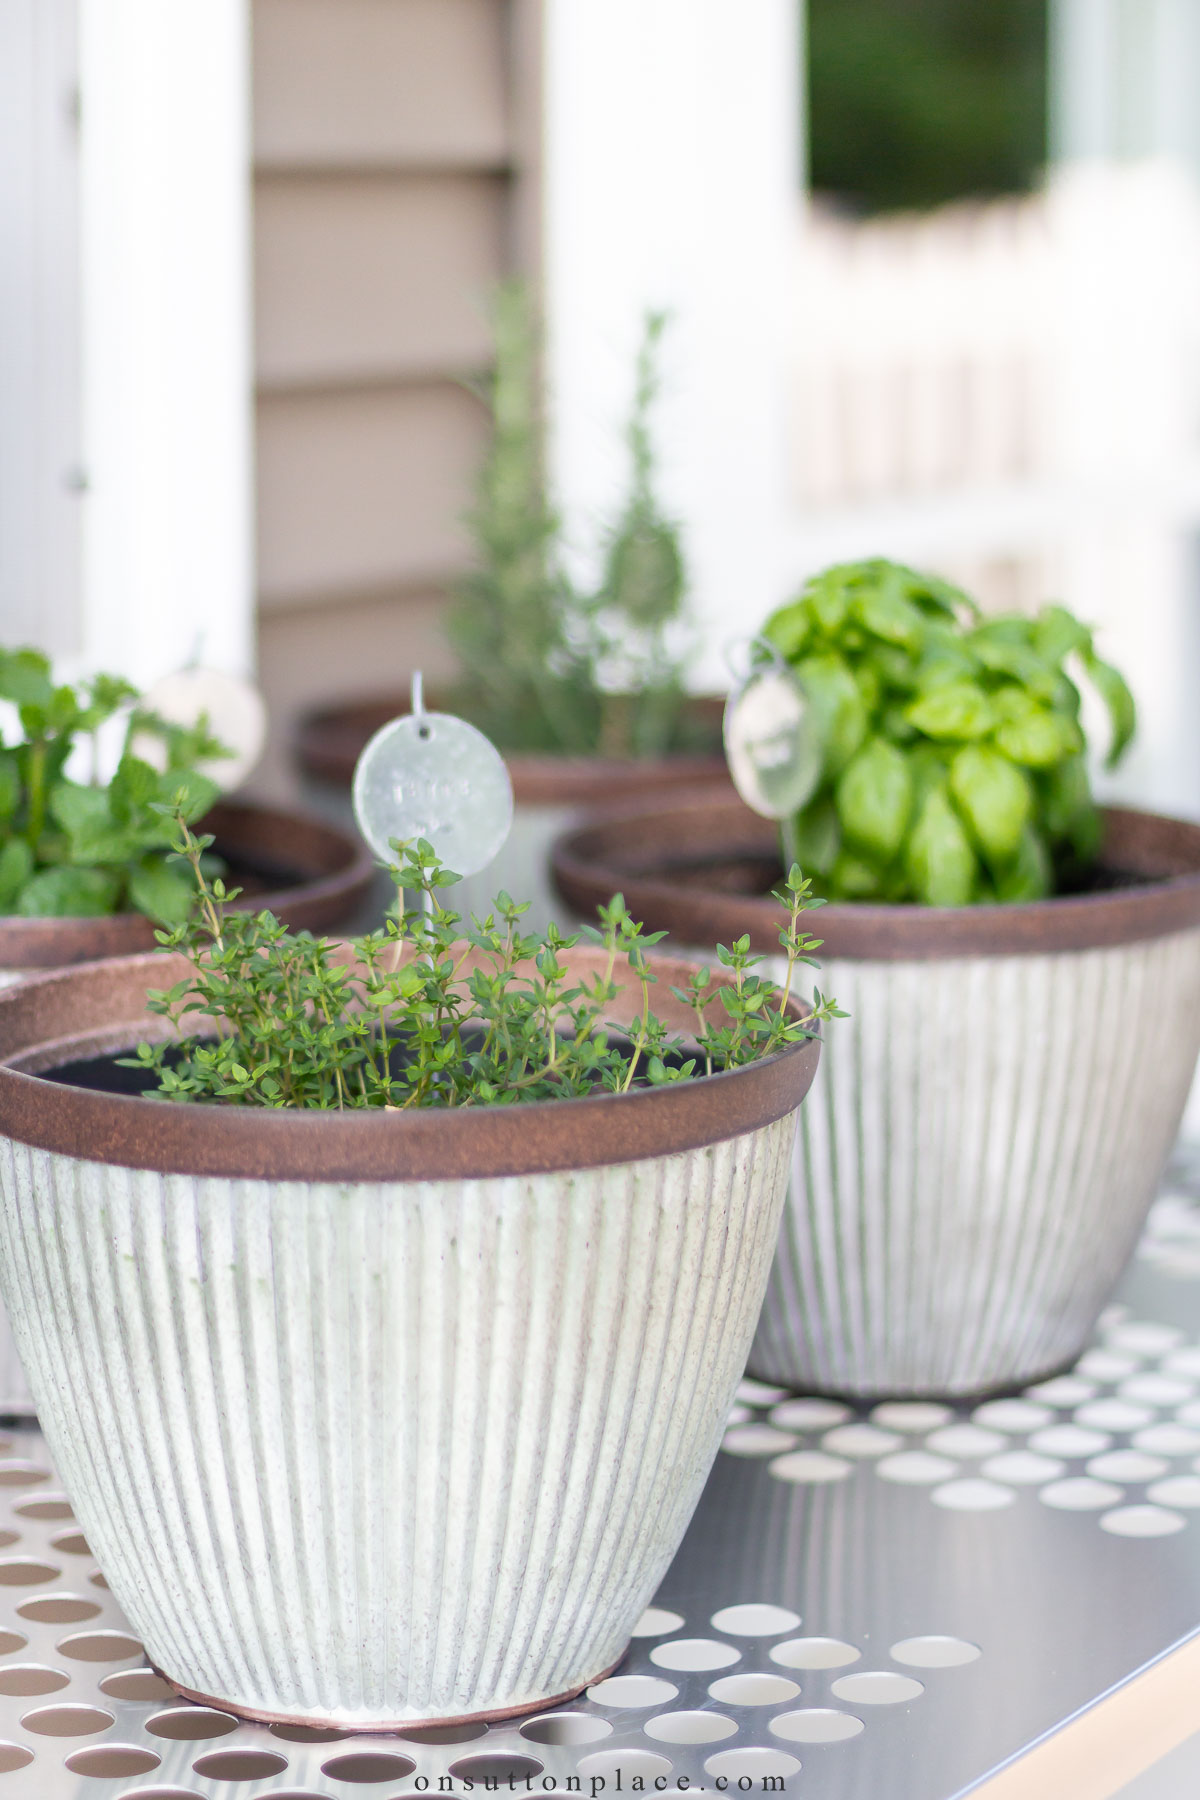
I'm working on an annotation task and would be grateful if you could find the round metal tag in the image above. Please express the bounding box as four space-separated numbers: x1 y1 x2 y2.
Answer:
136 667 268 790
723 666 821 820
352 710 514 875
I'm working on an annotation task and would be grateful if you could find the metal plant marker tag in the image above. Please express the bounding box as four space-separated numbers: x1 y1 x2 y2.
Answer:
723 659 821 822
137 666 269 790
351 672 514 876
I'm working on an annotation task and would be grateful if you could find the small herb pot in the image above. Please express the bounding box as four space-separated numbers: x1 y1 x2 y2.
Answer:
0 947 817 1728
0 798 374 978
0 798 374 1415
553 789 1200 1399
295 689 727 932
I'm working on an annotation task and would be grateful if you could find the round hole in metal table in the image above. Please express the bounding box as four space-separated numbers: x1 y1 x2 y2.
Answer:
321 1750 418 1782
145 1707 238 1741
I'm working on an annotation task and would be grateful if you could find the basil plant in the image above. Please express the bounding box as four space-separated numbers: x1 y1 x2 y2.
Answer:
762 560 1136 906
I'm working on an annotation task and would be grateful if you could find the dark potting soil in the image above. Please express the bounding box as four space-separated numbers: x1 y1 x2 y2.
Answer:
38 1029 698 1102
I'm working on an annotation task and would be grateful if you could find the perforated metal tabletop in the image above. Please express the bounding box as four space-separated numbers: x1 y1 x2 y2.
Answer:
0 1148 1199 1798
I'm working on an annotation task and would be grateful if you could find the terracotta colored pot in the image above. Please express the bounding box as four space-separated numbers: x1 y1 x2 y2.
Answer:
552 787 1200 1399
294 689 727 932
0 947 818 1728
0 798 375 975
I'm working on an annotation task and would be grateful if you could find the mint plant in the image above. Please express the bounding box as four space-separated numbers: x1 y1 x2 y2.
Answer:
761 559 1136 905
125 814 841 1110
0 648 226 922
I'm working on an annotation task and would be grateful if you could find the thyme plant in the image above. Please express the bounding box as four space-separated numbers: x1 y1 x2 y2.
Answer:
125 814 841 1110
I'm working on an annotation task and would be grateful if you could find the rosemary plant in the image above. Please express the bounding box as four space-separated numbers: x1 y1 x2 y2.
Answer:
446 282 597 755
125 813 842 1110
447 286 700 763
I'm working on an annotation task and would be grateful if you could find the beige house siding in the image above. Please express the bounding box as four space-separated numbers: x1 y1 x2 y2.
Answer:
252 0 536 799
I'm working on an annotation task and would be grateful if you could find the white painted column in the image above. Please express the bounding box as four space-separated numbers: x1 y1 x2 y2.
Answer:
541 0 801 691
0 0 82 657
1051 0 1200 171
77 0 254 685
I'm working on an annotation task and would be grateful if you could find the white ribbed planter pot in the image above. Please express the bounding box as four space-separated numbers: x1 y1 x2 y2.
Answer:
752 933 1200 1395
553 794 1200 1399
0 802 373 1422
0 947 816 1727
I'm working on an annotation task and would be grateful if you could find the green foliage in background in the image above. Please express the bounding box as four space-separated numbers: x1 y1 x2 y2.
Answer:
445 283 597 756
808 0 1047 214
0 649 225 922
447 285 698 761
762 560 1135 906
126 814 841 1110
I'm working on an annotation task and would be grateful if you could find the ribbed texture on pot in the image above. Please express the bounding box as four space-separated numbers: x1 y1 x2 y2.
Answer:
0 1311 32 1415
0 1121 792 1726
0 981 32 1414
750 929 1200 1397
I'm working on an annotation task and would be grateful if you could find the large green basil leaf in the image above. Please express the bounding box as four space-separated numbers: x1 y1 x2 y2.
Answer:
914 647 979 691
763 598 814 663
904 785 977 906
993 824 1052 903
836 737 913 862
853 571 924 650
790 792 841 876
871 645 921 692
853 660 882 714
1081 652 1136 768
1038 754 1091 840
1039 755 1102 859
949 745 1032 863
969 634 1057 698
805 568 853 636
989 683 1039 723
993 707 1082 768
829 847 886 899
905 569 975 619
1034 603 1092 664
906 681 996 740
795 653 868 774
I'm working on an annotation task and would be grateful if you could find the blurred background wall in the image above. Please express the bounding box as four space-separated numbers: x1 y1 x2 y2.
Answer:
2 0 1199 820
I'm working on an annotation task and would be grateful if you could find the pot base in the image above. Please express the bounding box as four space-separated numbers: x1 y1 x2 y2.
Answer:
747 1347 1086 1409
156 1649 629 1734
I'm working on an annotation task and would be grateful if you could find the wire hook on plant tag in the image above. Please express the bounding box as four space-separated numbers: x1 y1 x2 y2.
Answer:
351 672 514 880
723 640 821 824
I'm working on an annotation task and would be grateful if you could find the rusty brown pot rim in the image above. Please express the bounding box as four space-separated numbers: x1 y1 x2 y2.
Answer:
0 799 376 971
0 945 820 1181
551 786 1200 960
295 688 727 807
